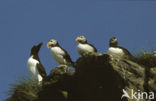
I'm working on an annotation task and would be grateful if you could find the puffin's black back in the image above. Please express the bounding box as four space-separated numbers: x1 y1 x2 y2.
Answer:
87 43 97 52
117 46 132 57
79 40 97 52
59 46 75 67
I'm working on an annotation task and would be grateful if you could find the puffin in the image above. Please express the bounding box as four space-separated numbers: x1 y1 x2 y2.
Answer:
75 36 97 56
107 37 132 58
27 42 47 84
47 39 74 67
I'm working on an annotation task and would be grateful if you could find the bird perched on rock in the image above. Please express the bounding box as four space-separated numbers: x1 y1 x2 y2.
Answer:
107 37 132 58
75 36 97 56
47 39 74 67
27 42 47 84
153 51 156 56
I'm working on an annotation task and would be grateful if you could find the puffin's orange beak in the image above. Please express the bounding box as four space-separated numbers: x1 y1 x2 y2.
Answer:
47 43 50 48
75 38 79 42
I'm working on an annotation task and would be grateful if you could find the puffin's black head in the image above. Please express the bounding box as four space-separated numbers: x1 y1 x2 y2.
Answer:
109 37 118 47
75 36 87 44
30 42 43 55
47 39 59 48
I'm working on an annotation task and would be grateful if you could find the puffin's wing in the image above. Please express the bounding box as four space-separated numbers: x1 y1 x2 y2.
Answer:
36 63 47 78
60 47 74 65
88 43 97 52
118 46 132 56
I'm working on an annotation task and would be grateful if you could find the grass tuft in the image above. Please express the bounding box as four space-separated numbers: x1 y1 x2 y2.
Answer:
132 51 156 68
5 77 41 101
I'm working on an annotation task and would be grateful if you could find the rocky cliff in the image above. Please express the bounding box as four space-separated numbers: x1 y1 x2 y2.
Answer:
6 52 156 101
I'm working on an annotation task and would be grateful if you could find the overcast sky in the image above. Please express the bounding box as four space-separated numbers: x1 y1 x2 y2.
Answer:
0 0 156 100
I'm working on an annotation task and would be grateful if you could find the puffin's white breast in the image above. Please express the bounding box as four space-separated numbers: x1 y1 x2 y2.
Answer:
77 43 94 54
107 47 124 56
50 47 66 64
27 56 40 79
153 51 156 56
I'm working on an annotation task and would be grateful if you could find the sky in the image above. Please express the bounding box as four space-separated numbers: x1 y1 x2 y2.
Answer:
0 0 156 100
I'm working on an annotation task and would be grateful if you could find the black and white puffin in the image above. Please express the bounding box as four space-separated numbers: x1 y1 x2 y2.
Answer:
75 36 97 56
47 39 74 67
107 37 132 58
27 42 47 84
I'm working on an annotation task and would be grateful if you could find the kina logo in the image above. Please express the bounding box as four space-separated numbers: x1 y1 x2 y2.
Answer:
121 89 155 100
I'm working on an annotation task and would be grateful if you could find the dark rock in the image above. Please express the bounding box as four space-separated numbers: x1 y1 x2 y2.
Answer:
6 53 156 101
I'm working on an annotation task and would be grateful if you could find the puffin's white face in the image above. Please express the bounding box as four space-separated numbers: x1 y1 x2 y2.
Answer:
47 39 58 48
110 37 118 46
75 36 87 43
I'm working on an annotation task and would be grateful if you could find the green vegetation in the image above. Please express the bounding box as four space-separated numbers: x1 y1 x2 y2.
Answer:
133 51 156 67
5 78 41 101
